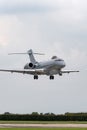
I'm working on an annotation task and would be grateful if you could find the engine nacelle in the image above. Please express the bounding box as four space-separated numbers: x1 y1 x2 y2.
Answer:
29 63 34 68
24 62 38 69
29 62 37 69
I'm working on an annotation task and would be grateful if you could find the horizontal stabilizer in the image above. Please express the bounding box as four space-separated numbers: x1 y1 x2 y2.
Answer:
8 53 27 55
8 53 45 55
8 50 45 55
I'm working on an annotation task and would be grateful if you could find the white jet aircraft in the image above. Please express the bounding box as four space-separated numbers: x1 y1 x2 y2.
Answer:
0 49 79 80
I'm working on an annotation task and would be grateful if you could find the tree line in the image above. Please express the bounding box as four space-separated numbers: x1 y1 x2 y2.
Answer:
0 112 87 121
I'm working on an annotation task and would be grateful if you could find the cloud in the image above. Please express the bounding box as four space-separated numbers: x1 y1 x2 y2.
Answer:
0 3 87 63
0 0 69 6
0 0 84 15
0 0 57 14
0 15 19 47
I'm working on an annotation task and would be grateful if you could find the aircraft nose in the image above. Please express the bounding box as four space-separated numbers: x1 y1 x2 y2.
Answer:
62 61 66 67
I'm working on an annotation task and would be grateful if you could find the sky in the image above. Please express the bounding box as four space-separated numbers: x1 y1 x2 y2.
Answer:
0 0 87 114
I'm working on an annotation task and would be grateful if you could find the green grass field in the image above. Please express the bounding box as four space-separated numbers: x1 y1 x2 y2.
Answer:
0 128 87 130
0 121 87 124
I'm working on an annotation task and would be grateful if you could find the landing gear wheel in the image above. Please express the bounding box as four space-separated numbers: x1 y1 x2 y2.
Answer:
50 75 54 80
34 75 38 80
59 73 62 76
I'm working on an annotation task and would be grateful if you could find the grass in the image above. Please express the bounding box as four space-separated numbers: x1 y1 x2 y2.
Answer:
0 128 87 130
0 121 87 124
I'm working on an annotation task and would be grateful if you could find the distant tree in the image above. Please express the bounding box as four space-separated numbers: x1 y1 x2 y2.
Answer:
44 113 51 116
40 113 43 115
31 112 39 115
4 112 11 115
50 113 55 116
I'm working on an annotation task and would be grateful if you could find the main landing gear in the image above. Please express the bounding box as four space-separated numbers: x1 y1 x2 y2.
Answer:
49 75 54 80
33 75 55 80
34 75 38 80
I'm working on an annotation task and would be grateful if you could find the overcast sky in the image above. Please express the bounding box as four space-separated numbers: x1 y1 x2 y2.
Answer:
0 0 87 114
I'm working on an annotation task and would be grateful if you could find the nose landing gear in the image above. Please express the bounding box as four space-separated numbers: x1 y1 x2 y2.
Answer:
59 72 62 76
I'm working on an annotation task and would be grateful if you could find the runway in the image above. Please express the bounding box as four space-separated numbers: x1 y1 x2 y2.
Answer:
0 124 87 128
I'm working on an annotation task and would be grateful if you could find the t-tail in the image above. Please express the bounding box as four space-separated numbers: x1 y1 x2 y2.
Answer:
27 49 37 64
8 49 44 65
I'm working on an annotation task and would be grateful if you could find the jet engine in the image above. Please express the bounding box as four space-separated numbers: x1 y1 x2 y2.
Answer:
29 62 34 68
24 62 36 69
24 62 38 69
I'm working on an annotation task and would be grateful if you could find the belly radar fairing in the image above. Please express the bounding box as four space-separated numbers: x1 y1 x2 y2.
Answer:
0 49 79 80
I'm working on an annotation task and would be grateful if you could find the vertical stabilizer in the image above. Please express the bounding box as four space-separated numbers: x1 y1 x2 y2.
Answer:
27 49 37 64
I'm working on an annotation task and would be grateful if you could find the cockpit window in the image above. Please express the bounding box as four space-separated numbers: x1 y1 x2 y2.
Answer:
51 56 63 61
51 56 58 59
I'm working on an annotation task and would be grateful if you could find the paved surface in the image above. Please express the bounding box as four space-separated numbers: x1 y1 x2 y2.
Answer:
0 124 87 128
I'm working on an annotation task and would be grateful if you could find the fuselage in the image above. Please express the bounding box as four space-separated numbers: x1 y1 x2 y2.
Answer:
37 59 65 69
24 58 66 70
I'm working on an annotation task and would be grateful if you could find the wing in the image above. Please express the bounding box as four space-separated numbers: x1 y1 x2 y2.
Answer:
61 70 79 74
0 69 45 75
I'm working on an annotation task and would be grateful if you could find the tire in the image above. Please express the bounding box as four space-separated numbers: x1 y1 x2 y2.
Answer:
50 75 54 80
34 75 38 80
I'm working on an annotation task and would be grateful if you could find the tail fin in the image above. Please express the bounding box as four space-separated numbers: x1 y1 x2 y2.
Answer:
27 49 37 64
8 49 44 64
